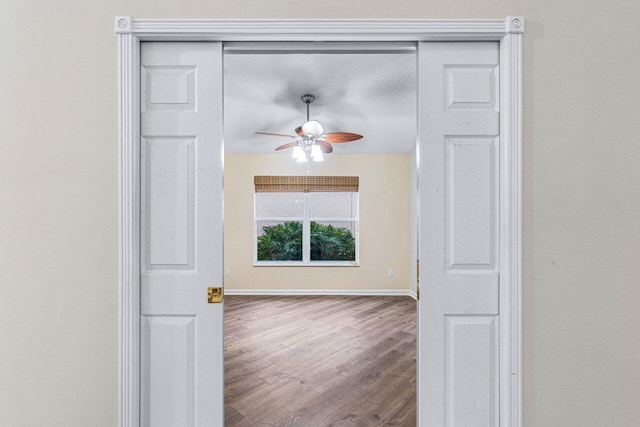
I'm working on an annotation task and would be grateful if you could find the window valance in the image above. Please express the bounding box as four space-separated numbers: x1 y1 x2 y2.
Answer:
254 176 359 193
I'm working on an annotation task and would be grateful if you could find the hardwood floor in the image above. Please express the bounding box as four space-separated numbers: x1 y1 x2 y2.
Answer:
224 295 416 426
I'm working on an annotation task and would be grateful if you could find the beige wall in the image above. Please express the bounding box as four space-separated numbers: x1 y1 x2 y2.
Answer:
224 153 411 291
2 1 639 426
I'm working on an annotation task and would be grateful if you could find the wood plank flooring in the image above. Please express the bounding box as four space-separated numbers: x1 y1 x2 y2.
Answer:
225 295 416 426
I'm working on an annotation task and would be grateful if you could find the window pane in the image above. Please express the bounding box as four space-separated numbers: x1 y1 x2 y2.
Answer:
309 192 357 218
256 192 304 218
256 220 302 261
310 221 356 261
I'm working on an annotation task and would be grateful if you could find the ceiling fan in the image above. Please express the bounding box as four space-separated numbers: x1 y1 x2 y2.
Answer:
255 94 363 170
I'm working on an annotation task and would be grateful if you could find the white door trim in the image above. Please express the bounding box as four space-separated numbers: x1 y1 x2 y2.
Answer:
116 16 523 427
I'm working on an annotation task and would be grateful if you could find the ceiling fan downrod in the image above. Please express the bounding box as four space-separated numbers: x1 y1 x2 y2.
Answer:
301 94 315 121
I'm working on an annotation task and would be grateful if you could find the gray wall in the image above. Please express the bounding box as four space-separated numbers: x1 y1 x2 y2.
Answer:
1 1 638 426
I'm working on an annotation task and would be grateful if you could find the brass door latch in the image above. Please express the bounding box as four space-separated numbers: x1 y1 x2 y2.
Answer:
207 287 224 303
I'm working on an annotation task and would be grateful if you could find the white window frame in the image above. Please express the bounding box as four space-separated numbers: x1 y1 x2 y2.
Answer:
254 192 360 266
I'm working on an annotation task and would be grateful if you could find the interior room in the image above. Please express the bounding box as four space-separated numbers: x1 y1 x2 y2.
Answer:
222 44 418 425
4 2 640 426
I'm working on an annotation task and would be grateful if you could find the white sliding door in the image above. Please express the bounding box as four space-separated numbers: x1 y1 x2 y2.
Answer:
140 42 224 426
417 42 501 426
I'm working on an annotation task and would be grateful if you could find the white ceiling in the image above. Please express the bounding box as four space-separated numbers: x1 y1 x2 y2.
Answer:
223 49 417 154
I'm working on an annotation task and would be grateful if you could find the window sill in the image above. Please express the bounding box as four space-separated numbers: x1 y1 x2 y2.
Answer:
254 261 359 267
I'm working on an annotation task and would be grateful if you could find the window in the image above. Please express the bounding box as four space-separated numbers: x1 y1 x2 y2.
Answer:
254 176 359 266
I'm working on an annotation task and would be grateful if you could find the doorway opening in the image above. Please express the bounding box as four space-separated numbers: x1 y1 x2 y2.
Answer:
119 18 523 426
222 42 418 425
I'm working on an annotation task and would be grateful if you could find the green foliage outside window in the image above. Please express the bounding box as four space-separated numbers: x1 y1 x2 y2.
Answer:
256 221 303 261
257 221 356 261
310 221 356 261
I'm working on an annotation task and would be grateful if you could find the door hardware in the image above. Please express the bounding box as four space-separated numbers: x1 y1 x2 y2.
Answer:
207 287 224 303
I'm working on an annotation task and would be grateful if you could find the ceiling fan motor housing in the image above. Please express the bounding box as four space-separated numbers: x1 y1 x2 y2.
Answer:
301 94 315 104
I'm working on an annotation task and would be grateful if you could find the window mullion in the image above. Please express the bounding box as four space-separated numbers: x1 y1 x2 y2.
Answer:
303 193 311 263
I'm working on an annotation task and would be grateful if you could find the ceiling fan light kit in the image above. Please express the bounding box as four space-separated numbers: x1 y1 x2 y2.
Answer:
310 144 324 161
255 93 363 172
301 120 323 137
292 145 306 162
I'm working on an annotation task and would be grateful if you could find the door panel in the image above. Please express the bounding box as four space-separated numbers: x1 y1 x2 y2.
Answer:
141 315 196 426
445 315 498 426
142 136 196 270
140 42 224 427
446 136 498 269
137 39 502 427
418 42 500 426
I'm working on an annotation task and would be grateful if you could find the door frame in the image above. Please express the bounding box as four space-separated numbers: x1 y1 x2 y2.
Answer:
116 16 524 427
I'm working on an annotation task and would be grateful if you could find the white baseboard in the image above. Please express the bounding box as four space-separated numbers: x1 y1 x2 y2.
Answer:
225 288 417 299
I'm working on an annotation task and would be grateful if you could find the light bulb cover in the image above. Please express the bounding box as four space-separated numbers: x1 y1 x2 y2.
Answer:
294 146 308 163
301 120 324 137
292 146 304 159
311 144 324 161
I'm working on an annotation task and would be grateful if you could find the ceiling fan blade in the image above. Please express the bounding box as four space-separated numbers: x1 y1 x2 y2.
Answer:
255 132 297 138
275 142 299 151
316 140 333 153
295 126 304 137
321 132 364 143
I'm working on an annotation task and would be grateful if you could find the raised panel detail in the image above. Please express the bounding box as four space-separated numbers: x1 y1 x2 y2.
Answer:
445 315 498 427
445 137 497 270
141 315 196 427
142 66 197 111
142 137 195 271
445 65 498 111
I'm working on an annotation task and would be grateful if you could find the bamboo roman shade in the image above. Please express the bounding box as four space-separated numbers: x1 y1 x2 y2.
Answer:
254 176 359 193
